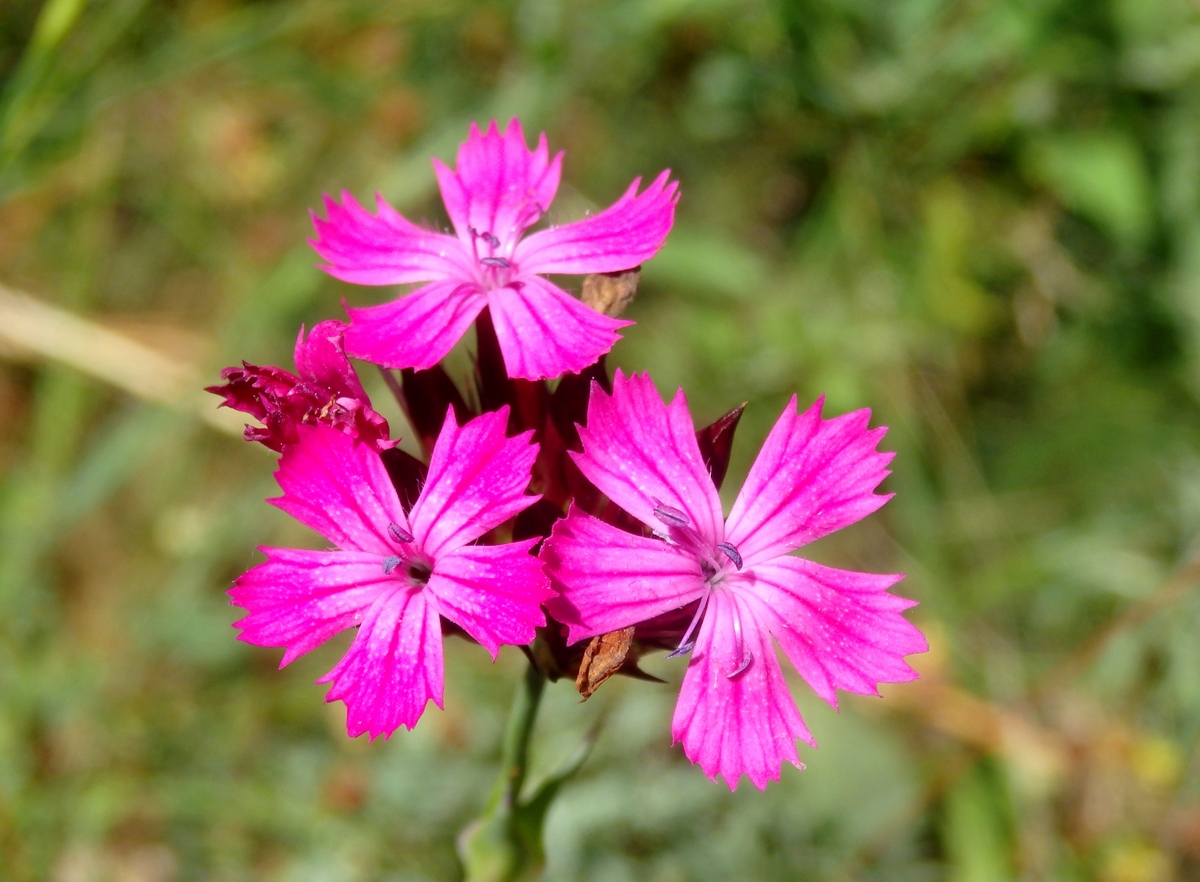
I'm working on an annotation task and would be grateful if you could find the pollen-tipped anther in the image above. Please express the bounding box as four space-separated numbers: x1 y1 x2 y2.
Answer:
480 256 510 269
388 522 413 544
382 555 402 575
652 501 690 528
480 231 501 248
666 641 696 659
717 542 743 570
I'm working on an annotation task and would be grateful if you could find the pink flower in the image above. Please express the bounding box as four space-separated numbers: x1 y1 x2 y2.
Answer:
230 408 553 738
541 372 927 790
207 320 391 453
310 119 679 380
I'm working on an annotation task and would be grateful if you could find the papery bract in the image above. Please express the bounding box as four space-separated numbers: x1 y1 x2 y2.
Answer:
310 118 678 380
541 371 928 790
207 319 391 452
230 409 553 738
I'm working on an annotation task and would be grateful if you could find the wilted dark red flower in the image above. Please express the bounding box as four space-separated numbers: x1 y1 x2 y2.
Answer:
208 320 391 452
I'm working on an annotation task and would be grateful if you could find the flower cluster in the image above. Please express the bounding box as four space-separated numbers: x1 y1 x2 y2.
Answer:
210 118 926 790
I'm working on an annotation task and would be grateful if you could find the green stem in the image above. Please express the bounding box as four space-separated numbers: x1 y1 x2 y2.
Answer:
491 661 546 814
458 661 547 882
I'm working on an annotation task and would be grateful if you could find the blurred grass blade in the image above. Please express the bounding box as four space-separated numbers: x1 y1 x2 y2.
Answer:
55 406 178 529
0 283 244 437
0 0 88 167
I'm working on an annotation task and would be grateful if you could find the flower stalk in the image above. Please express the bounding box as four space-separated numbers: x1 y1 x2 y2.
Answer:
458 661 549 882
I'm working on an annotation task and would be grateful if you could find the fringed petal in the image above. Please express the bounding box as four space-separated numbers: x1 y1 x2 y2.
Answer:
515 170 679 275
671 591 813 791
487 276 630 380
269 424 410 556
724 396 894 567
572 370 725 545
318 585 444 738
407 407 539 558
738 558 926 708
310 191 472 285
229 548 392 666
434 118 562 249
542 506 707 644
428 540 553 656
343 278 487 371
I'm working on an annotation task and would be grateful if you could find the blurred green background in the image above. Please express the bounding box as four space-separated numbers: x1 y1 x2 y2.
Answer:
3 0 1200 879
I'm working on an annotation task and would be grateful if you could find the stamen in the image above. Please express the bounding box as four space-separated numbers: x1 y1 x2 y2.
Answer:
480 231 501 249
388 522 413 544
726 601 753 679
479 256 510 269
728 653 753 679
652 501 690 528
717 542 743 570
317 399 346 420
382 555 402 575
515 202 544 231
668 591 711 659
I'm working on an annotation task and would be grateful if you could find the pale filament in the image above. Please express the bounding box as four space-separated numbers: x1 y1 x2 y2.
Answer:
650 499 751 677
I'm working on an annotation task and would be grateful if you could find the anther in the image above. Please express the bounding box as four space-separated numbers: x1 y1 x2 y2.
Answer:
388 522 413 544
652 501 690 528
479 256 509 268
717 542 743 570
727 652 753 679
669 591 711 661
727 601 752 678
480 231 501 248
515 202 544 230
382 555 402 575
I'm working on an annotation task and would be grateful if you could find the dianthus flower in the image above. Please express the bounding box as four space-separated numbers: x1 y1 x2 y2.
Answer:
230 408 553 737
207 319 390 452
310 118 678 380
542 372 927 789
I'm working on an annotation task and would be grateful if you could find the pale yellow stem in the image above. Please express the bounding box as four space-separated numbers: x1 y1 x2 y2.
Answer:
0 282 245 438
